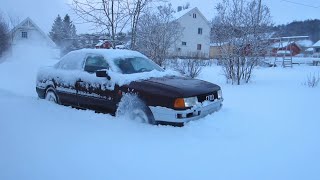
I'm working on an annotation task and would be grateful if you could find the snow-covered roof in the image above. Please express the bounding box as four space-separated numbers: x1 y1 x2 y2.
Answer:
172 7 209 24
270 36 309 40
271 41 295 48
313 40 320 47
95 40 105 46
279 35 309 39
173 8 193 20
277 50 291 54
296 40 313 47
115 45 125 49
306 47 314 52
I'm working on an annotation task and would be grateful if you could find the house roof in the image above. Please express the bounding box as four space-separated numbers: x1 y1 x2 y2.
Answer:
296 39 313 47
95 40 112 47
269 36 309 40
11 17 56 48
306 47 314 52
173 7 210 25
173 8 193 20
313 40 320 47
271 41 295 48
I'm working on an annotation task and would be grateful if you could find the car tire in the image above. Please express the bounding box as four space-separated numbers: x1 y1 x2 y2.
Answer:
116 94 156 125
45 87 59 104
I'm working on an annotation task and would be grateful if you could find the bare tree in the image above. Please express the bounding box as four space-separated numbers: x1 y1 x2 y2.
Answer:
7 14 20 30
0 13 10 58
71 0 159 49
124 0 150 50
71 0 130 48
212 0 272 85
136 4 183 66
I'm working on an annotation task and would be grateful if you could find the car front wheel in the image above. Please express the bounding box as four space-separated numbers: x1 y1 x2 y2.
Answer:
45 88 59 104
116 94 156 125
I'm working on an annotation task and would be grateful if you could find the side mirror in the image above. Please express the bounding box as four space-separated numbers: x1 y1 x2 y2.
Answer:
96 70 111 80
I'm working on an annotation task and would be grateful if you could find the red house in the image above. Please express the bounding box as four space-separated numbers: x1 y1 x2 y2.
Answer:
271 41 301 56
95 40 112 49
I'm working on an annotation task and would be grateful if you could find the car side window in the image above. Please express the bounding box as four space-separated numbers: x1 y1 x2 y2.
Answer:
84 55 109 73
57 53 84 70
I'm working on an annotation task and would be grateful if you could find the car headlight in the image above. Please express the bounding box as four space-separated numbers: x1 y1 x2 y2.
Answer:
217 90 222 99
174 96 198 108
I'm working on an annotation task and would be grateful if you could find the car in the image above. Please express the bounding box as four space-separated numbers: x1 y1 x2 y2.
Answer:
36 49 223 126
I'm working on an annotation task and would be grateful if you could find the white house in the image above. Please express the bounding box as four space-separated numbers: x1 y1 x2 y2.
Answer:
9 17 58 59
171 7 211 58
11 17 56 48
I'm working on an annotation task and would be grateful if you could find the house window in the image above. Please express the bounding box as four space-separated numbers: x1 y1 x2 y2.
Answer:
182 41 187 46
198 28 202 35
21 31 28 38
193 13 197 18
197 44 202 50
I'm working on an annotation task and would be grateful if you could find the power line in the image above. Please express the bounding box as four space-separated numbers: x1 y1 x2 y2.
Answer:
281 0 320 8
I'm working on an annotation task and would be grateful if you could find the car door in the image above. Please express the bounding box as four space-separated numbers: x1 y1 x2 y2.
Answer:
76 54 116 113
54 54 81 106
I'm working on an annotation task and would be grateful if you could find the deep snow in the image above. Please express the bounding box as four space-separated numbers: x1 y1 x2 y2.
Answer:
0 49 320 180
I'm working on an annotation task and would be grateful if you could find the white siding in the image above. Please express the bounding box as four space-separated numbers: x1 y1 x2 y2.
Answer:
171 8 211 58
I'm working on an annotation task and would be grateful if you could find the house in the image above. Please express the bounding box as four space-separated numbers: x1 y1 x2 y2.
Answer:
11 17 56 48
171 7 211 59
95 40 112 49
210 42 233 59
270 41 301 56
9 17 58 58
268 36 314 56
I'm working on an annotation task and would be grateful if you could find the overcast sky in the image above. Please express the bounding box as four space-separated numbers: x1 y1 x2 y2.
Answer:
1 0 320 34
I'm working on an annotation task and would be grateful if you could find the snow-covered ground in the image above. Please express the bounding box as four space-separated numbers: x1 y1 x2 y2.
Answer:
0 49 320 180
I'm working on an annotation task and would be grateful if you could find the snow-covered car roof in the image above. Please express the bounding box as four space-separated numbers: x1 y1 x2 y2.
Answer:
56 49 148 71
66 48 147 61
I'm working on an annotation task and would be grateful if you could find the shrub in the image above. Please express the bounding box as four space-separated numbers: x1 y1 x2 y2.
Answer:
304 73 320 88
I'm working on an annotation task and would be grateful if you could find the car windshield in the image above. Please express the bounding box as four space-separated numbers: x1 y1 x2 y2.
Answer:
113 57 163 74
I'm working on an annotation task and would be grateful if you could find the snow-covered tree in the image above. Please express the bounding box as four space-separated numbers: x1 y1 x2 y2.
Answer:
212 0 273 85
61 14 78 55
49 14 78 56
49 15 64 47
0 13 10 58
136 4 183 66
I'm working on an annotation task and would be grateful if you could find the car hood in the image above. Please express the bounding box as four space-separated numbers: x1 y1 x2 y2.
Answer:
127 76 221 98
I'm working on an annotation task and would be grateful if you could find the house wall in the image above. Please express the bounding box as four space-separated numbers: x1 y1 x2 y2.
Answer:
210 44 234 59
12 28 52 47
10 18 59 59
172 8 210 58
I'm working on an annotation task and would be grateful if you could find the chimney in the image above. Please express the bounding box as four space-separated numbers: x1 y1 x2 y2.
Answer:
177 6 182 12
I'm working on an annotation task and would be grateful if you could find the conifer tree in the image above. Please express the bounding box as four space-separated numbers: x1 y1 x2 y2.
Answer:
49 15 63 47
49 14 78 55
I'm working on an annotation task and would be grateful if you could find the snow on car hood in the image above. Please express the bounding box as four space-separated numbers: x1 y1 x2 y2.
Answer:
108 69 178 86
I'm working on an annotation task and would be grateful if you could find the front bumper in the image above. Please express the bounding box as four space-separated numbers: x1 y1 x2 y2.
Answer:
149 99 223 123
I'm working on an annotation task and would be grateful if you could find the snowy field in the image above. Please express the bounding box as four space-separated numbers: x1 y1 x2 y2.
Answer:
0 49 320 180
